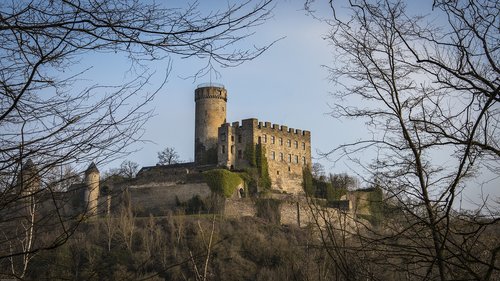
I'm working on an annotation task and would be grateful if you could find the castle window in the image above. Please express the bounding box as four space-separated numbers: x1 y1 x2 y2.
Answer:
231 145 234 154
288 166 291 172
295 155 299 163
222 145 226 154
238 150 242 159
287 139 291 147
294 141 298 149
279 138 283 145
222 106 225 112
263 134 267 143
277 171 280 175
231 135 234 142
221 133 226 141
271 151 276 160
280 152 284 161
288 154 292 162
303 156 306 165
302 142 306 150
271 136 275 144
238 134 242 143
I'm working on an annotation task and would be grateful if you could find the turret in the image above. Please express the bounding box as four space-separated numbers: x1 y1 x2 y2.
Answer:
84 162 100 216
194 83 227 165
17 159 40 197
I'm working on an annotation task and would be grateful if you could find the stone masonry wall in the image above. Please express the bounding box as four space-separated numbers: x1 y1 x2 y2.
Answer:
218 118 311 194
223 196 348 228
128 182 211 215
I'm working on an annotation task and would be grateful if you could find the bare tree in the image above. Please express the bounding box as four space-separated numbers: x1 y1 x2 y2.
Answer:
157 147 180 165
0 0 276 272
119 160 140 179
329 173 358 190
305 0 499 280
103 160 140 179
311 162 326 179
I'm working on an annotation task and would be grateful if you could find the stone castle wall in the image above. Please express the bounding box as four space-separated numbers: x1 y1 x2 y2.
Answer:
127 182 211 215
218 118 311 194
224 196 353 228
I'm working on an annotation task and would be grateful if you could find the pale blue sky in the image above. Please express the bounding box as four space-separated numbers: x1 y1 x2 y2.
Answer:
74 0 497 210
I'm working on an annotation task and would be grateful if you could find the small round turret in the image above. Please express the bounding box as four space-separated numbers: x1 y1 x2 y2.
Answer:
194 83 227 165
84 162 100 216
17 159 40 196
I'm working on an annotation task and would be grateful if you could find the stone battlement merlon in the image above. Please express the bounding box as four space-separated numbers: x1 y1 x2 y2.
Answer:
194 86 227 102
256 120 310 137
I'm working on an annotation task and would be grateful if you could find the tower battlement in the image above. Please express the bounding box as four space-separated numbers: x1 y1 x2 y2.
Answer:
194 85 227 102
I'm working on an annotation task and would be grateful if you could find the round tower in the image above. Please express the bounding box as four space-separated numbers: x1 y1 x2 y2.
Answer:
84 162 100 216
17 159 40 196
194 83 227 165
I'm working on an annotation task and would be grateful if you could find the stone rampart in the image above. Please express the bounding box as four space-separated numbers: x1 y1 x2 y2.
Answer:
128 182 211 215
223 196 350 228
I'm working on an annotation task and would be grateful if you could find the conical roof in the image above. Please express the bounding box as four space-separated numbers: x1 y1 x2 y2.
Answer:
85 162 99 175
24 159 37 171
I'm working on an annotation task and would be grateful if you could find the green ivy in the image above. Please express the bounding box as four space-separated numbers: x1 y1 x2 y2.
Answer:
302 167 314 196
203 169 243 198
367 187 384 225
327 186 347 201
256 143 271 190
237 171 255 196
244 142 256 167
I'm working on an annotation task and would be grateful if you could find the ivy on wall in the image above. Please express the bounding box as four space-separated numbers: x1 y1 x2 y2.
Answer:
203 169 243 198
244 142 256 167
237 172 255 196
243 143 271 192
302 167 314 196
367 187 384 225
327 185 347 201
255 143 271 190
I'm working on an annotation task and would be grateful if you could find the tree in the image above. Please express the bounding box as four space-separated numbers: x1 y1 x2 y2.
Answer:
0 0 276 271
119 160 140 179
311 162 326 179
102 160 140 180
306 0 499 280
328 173 358 190
157 147 180 165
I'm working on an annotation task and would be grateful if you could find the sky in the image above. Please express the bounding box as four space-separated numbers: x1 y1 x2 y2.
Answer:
75 0 497 210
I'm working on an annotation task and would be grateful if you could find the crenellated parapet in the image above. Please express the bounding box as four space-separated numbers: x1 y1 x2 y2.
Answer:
257 121 310 137
194 85 227 102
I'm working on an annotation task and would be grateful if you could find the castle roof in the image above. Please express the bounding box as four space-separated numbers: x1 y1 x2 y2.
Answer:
23 159 37 172
85 162 99 175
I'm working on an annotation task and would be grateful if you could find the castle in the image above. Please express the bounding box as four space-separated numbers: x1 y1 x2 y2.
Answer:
10 83 381 228
194 83 312 194
14 83 316 221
